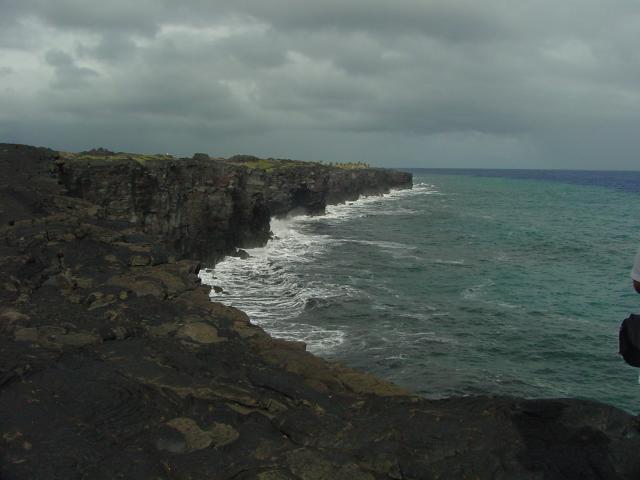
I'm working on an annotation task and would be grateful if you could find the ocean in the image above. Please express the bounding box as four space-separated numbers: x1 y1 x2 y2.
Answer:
200 169 640 413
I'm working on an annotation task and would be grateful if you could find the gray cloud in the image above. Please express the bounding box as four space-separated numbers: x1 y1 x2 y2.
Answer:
17 0 163 35
77 32 139 62
1 0 639 168
45 49 99 88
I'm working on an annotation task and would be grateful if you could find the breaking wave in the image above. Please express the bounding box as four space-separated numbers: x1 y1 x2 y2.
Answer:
199 185 433 353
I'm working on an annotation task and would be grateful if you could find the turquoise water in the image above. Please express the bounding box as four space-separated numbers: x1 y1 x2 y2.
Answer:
201 171 640 413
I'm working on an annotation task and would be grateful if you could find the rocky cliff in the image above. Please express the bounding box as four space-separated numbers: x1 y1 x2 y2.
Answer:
1 143 639 480
57 151 412 261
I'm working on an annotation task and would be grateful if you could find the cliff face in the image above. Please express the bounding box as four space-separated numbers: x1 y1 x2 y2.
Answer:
57 153 412 262
1 143 639 480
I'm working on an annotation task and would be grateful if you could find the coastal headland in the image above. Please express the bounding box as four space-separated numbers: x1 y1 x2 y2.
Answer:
1 143 639 479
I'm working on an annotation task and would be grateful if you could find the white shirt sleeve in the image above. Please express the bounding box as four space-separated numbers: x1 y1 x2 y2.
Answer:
632 249 640 282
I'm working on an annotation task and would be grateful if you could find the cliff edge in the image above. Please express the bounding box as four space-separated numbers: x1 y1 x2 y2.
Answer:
57 150 412 261
1 143 639 479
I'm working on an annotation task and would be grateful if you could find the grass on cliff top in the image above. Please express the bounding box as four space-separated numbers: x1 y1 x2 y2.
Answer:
61 152 175 164
332 162 371 170
60 149 372 171
226 157 318 172
227 157 371 172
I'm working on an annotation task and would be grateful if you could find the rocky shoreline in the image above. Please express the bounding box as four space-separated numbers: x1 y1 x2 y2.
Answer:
1 143 639 479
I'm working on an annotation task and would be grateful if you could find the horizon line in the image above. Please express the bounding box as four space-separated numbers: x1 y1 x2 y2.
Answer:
400 166 640 173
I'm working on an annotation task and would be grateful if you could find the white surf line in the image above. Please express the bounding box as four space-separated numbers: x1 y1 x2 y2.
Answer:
199 182 436 353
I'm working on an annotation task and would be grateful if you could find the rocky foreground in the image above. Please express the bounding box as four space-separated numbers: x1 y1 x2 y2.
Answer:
1 143 639 480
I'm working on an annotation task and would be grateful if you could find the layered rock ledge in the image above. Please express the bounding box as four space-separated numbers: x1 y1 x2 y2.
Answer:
1 143 639 479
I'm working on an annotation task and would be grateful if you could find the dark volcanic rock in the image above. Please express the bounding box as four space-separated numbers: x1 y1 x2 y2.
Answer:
231 248 250 260
56 152 412 262
1 143 639 480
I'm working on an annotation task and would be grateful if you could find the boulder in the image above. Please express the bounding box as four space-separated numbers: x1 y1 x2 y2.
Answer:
0 308 29 324
230 248 250 259
176 322 225 344
163 418 239 452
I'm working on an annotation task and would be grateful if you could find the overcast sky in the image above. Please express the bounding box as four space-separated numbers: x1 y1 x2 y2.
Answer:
1 1 639 169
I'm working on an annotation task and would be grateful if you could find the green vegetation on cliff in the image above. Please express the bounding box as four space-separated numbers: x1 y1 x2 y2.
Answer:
61 149 174 165
61 148 372 172
226 155 323 172
332 161 371 169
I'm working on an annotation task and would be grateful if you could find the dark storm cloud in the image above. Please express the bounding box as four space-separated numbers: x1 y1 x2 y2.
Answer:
1 0 640 168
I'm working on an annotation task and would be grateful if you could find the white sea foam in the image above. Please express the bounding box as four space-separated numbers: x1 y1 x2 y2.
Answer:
199 219 350 354
199 181 437 353
346 239 414 250
320 183 439 223
433 259 465 266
